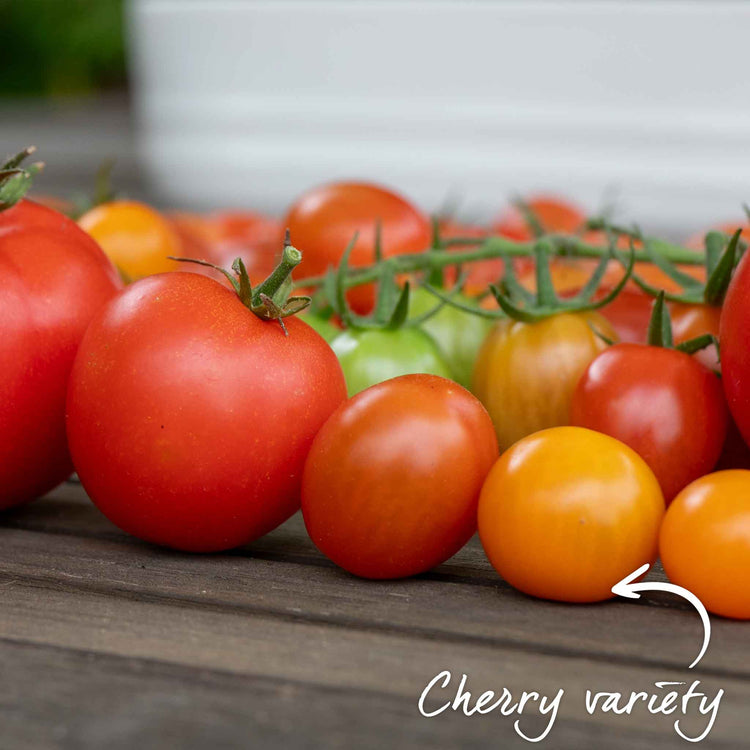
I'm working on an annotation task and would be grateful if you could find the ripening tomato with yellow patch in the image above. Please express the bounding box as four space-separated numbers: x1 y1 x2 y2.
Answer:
473 311 616 451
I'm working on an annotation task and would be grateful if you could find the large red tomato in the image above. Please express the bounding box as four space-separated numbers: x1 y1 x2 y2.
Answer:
719 250 750 445
571 343 728 501
302 374 498 579
66 272 346 552
282 182 431 312
1 199 121 508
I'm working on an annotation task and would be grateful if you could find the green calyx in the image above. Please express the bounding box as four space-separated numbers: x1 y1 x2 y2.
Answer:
0 147 44 212
487 238 635 323
171 229 311 334
646 290 719 358
322 231 411 331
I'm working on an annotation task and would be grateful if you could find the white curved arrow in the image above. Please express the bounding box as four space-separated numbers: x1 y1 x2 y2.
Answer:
611 563 711 669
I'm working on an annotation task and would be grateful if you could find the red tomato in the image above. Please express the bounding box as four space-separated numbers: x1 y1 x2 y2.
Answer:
169 210 284 287
494 195 586 240
0 199 121 509
283 182 431 313
479 426 665 603
437 219 500 293
571 343 728 501
597 289 653 344
301 374 498 579
660 470 750 620
66 272 346 552
719 249 750 447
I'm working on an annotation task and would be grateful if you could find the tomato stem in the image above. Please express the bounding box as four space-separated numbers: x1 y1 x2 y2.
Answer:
293 232 704 293
0 146 43 212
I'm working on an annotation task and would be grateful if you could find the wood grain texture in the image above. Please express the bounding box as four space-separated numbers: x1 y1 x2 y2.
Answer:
0 482 745 749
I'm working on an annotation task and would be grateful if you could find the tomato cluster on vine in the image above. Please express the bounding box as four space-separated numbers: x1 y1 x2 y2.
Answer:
3 147 750 621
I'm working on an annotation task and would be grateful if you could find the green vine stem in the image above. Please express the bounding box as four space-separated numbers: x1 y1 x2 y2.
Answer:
293 232 704 293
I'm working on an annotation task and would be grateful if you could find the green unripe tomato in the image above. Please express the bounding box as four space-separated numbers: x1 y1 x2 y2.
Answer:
330 327 452 396
408 286 493 389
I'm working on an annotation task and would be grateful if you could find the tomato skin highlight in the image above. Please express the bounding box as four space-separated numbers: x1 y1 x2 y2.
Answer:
330 326 452 397
79 200 183 280
571 344 728 502
302 374 499 579
66 272 347 552
282 182 431 313
479 426 665 603
0 199 122 509
472 312 615 451
670 302 721 372
660 470 750 620
719 250 750 447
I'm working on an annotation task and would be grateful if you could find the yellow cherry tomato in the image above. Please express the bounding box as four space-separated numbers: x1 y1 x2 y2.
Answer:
79 200 182 280
660 470 750 620
472 312 616 451
478 426 665 603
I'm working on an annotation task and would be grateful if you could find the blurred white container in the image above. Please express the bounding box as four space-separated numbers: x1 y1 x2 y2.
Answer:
128 0 750 231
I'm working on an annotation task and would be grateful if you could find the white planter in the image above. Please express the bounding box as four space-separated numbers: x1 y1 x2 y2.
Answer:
128 0 750 231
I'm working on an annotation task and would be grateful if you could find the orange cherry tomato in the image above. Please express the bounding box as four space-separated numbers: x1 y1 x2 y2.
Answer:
660 470 750 619
79 200 182 280
283 182 431 313
301 374 499 579
479 426 665 603
494 195 586 240
472 312 616 451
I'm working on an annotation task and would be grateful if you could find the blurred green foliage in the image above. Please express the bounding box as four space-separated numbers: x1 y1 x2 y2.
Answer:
0 0 126 97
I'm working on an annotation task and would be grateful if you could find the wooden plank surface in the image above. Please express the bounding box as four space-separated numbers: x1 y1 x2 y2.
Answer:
0 483 746 749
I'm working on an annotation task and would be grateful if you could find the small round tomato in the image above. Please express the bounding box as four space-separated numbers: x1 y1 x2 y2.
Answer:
479 427 665 603
472 312 616 451
719 249 750 446
493 195 586 240
660 470 750 619
670 302 721 371
302 374 499 579
283 182 431 313
79 200 182 280
598 289 653 344
66 272 346 552
408 286 492 389
571 344 728 502
1 199 121 508
330 326 452 396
